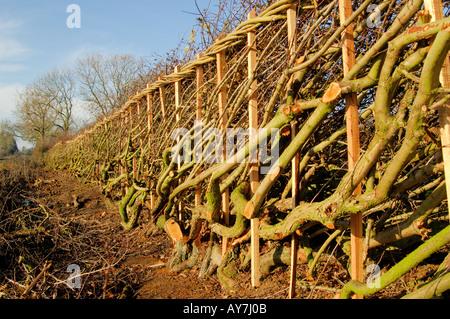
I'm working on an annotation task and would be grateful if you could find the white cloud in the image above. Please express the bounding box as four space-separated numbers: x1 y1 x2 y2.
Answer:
0 37 28 60
0 17 29 61
0 83 24 121
0 63 26 72
0 19 22 30
61 43 113 66
0 82 32 149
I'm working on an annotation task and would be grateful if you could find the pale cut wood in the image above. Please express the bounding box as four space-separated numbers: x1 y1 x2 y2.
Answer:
286 4 297 89
423 0 450 221
165 218 184 246
248 8 260 288
339 0 363 298
289 233 298 298
130 106 137 180
120 111 127 195
322 82 342 103
150 192 155 210
174 65 182 124
231 229 251 246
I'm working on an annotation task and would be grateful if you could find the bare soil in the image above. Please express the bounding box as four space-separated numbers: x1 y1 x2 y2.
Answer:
0 162 447 299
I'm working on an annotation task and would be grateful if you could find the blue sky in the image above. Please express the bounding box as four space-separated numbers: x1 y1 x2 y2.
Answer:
0 0 211 148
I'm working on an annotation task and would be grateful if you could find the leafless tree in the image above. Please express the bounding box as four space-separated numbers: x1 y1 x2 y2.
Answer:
41 67 77 133
13 67 77 147
14 82 57 145
76 54 147 119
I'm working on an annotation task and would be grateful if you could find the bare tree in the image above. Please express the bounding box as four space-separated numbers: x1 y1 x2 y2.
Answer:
0 120 18 157
76 54 147 118
13 67 77 148
14 82 57 145
41 67 77 133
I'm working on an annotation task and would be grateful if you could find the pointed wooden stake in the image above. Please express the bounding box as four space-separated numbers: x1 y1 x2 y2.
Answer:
195 52 204 207
216 42 230 257
287 3 299 299
146 83 153 138
289 232 298 298
158 76 166 122
339 0 363 299
174 65 182 124
174 65 184 222
146 84 154 209
248 8 260 288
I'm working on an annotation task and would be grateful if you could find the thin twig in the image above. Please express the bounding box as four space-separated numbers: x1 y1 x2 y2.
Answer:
22 261 52 296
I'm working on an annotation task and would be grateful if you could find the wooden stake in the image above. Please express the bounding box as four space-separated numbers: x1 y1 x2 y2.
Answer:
137 96 144 150
216 43 230 257
339 0 363 298
130 105 136 180
158 76 166 122
147 83 153 135
195 53 204 207
286 4 297 88
146 84 154 209
248 8 260 288
174 65 184 221
175 65 182 125
423 0 450 222
287 4 299 299
121 111 128 195
136 97 141 118
289 231 298 298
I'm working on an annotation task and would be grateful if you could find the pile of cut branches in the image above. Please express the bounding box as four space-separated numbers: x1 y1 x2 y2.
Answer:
0 159 145 298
